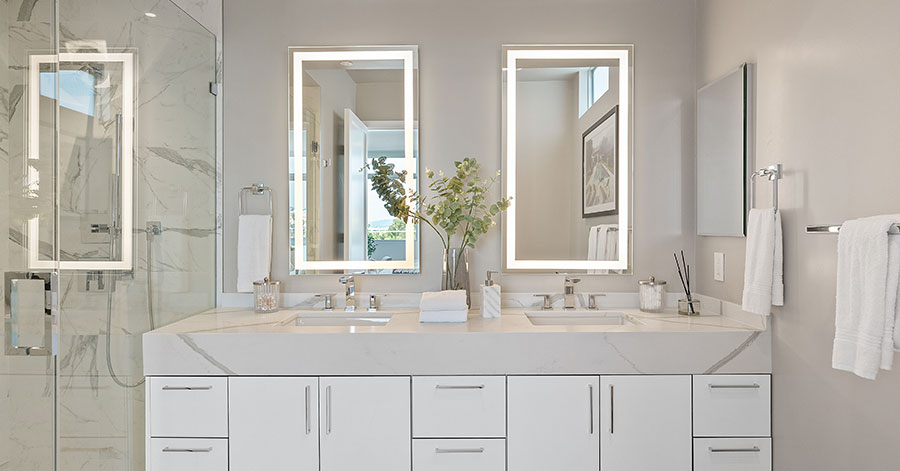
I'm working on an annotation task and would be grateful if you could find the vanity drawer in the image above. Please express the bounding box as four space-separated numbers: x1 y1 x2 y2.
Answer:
693 438 772 471
413 376 505 438
413 439 505 471
693 375 771 437
148 438 228 471
149 377 228 438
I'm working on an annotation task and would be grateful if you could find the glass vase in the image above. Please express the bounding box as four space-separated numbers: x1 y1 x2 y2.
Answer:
442 247 470 305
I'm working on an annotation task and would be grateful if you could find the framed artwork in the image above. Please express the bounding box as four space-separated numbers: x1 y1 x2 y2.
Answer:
582 105 618 218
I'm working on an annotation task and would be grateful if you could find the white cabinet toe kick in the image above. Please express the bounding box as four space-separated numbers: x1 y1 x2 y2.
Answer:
145 374 772 471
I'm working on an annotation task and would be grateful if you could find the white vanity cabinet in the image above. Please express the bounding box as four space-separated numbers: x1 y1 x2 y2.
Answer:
229 377 319 471
508 376 601 471
600 375 693 471
320 376 412 471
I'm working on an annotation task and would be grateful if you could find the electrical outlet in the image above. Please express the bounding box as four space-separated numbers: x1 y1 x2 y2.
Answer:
714 252 725 282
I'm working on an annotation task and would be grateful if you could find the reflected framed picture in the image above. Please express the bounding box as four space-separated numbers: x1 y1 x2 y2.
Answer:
582 105 618 218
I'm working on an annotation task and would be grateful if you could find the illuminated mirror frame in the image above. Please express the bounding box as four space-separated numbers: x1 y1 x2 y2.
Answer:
28 53 135 271
503 45 632 271
289 46 418 273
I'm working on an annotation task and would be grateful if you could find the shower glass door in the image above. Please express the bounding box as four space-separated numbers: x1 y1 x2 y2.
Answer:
2 1 217 470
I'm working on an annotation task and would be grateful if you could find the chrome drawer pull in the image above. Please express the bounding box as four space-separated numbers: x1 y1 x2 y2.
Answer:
708 383 760 389
588 384 594 435
435 384 485 390
162 447 213 453
709 446 761 453
161 386 213 391
435 447 485 454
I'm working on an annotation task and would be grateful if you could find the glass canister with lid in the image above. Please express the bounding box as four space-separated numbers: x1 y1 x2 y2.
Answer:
253 278 281 313
638 276 666 313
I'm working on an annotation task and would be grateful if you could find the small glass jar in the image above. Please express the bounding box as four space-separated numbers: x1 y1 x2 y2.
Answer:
678 298 701 316
253 278 281 313
638 276 666 313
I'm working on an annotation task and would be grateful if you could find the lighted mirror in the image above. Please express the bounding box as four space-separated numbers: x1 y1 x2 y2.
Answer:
28 52 135 271
502 45 632 273
289 46 419 275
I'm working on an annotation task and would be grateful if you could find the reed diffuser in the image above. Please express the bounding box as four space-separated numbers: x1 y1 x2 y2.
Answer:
674 251 699 316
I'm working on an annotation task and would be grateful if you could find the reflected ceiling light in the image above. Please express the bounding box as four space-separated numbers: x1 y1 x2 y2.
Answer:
144 12 157 18
339 61 354 67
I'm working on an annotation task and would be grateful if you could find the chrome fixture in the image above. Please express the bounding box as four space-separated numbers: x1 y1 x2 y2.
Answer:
563 275 581 310
339 276 356 311
806 223 900 234
587 293 606 310
316 293 336 311
749 164 782 211
533 294 553 310
368 294 385 312
239 183 273 216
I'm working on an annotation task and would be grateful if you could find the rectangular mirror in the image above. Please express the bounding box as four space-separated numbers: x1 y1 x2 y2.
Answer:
697 63 753 237
502 45 632 273
289 46 419 275
28 52 135 271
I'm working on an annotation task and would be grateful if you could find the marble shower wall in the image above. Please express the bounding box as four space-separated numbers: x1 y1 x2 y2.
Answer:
1 0 220 470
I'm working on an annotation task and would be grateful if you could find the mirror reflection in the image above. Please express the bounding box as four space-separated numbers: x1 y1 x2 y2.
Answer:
289 47 419 274
503 46 632 273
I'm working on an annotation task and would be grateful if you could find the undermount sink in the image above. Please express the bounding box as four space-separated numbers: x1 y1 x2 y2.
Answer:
291 312 394 327
525 310 638 326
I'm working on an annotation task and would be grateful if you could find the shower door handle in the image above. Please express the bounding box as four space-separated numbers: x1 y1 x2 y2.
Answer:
4 272 58 357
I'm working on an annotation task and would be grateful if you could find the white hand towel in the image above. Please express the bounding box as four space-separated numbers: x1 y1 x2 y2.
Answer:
419 309 469 323
742 208 783 315
237 214 272 292
420 290 468 311
832 215 900 380
587 225 617 275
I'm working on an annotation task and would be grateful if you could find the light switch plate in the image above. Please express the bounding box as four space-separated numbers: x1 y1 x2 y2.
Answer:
714 252 725 282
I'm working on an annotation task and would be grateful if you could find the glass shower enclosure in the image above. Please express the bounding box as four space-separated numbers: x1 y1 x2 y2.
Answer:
1 0 217 469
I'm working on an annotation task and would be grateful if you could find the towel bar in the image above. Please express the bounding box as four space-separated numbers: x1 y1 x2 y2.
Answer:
806 224 900 234
239 183 273 215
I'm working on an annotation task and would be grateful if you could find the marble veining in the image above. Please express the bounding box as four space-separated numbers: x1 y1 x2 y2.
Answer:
143 306 772 376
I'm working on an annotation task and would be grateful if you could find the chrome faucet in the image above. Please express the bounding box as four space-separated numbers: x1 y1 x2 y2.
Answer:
339 276 356 311
563 275 581 310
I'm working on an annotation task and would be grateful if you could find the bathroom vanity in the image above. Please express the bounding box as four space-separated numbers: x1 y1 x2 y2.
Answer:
143 305 772 471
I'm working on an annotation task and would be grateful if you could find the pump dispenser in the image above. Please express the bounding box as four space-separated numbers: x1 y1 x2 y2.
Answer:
481 271 502 318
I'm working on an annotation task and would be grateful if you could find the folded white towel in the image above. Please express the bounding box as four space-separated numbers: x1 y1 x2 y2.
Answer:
832 215 900 380
237 214 273 292
741 208 783 315
420 290 468 311
419 309 469 323
588 225 618 275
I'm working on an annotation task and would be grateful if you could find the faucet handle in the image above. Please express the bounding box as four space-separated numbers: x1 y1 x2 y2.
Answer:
587 293 607 310
339 275 354 284
315 293 337 311
534 294 553 310
368 294 386 312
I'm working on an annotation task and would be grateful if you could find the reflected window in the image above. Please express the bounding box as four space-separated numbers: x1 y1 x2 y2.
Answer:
40 70 96 116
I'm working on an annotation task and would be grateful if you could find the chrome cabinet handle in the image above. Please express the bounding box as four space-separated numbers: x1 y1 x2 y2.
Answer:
709 383 760 389
609 384 615 434
588 384 594 434
162 447 212 453
161 386 212 391
709 446 761 453
435 384 485 390
305 385 311 435
435 448 485 454
325 385 332 434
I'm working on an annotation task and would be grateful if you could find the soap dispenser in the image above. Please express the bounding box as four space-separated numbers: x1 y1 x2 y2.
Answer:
481 271 502 318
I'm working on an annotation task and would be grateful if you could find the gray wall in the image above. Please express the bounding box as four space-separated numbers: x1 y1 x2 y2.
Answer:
695 0 900 468
223 0 696 294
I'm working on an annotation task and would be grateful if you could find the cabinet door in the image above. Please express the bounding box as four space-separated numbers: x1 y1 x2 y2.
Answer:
508 376 600 471
229 377 319 471
600 375 692 471
320 376 411 471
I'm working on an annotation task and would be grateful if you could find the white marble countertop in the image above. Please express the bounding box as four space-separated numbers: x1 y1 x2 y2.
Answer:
143 301 771 376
